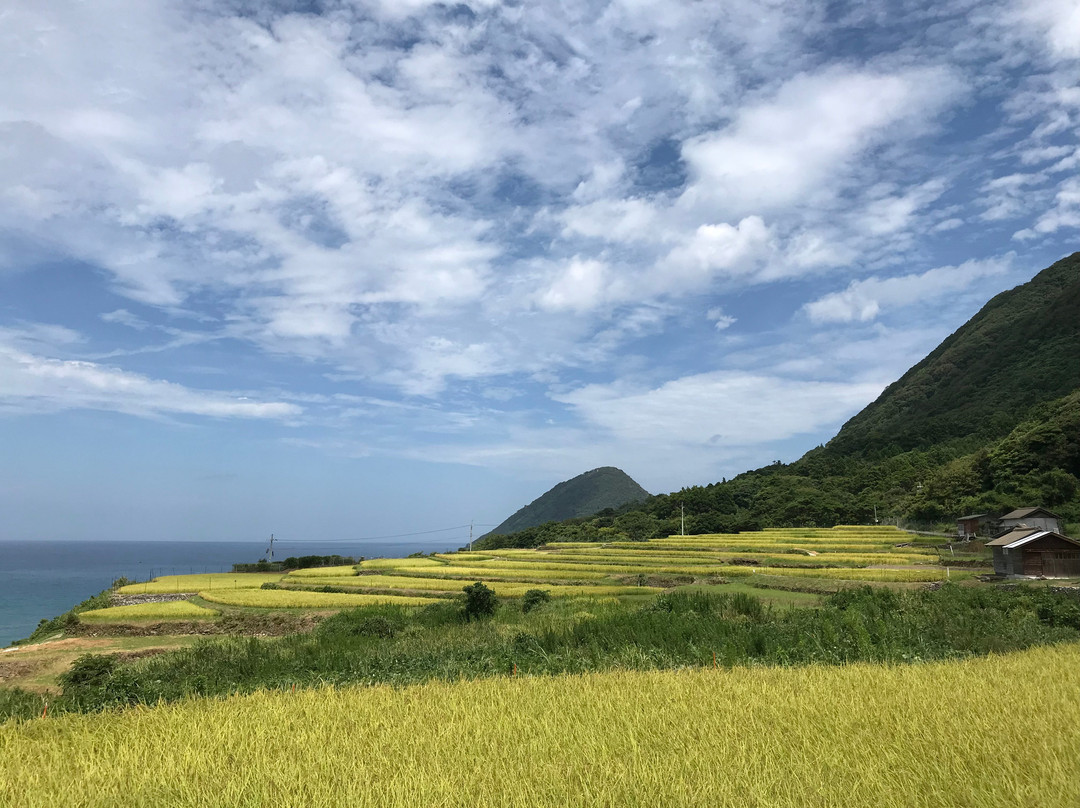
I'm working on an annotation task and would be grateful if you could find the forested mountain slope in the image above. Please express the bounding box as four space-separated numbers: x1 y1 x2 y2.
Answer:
482 467 650 538
477 254 1080 550
826 252 1080 459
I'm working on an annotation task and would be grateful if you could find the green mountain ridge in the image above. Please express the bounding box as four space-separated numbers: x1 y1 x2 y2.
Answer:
478 252 1080 549
481 467 650 538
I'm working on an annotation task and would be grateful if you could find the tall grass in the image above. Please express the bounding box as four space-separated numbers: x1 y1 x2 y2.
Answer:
3 644 1078 807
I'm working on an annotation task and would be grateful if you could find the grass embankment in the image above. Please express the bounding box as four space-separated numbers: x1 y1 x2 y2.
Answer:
2 643 1077 807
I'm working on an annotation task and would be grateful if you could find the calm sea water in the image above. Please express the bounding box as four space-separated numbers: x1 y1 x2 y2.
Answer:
0 538 459 647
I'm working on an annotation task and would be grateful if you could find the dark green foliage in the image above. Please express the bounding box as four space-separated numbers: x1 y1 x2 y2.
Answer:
827 252 1080 458
232 555 357 573
482 467 650 539
12 584 1080 723
521 589 551 613
462 582 498 621
0 688 46 723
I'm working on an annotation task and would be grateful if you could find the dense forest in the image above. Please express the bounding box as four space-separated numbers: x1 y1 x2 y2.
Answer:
475 253 1080 550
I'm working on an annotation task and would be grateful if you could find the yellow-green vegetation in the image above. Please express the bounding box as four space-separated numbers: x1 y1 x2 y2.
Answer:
78 602 220 623
745 566 973 582
285 574 659 598
198 589 439 609
285 565 358 578
361 557 447 569
3 643 1077 807
117 573 284 595
402 565 611 581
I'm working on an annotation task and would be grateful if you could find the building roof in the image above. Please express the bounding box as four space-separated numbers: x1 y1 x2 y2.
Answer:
986 528 1080 549
957 513 989 521
986 528 1041 547
1000 507 1061 521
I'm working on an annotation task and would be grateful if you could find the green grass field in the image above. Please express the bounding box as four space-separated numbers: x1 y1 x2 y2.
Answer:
3 643 1077 807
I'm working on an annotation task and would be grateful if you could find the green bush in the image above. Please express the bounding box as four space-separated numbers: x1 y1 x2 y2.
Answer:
521 589 551 614
462 582 498 621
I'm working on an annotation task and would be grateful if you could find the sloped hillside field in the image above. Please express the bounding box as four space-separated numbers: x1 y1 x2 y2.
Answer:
3 644 1078 807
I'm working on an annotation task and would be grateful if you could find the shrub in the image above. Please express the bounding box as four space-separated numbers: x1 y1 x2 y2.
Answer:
462 582 498 621
521 589 552 613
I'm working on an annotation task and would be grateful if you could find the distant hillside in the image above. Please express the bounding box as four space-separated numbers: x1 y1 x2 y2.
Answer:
826 252 1080 459
479 253 1080 547
482 467 650 538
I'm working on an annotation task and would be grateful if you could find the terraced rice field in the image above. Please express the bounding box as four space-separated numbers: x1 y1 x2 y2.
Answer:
286 575 660 598
111 527 964 608
4 643 1076 807
78 602 220 623
117 573 285 595
198 590 440 609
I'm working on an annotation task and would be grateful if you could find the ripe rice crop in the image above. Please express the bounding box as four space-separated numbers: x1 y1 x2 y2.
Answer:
748 567 971 582
408 566 611 582
286 575 658 598
198 589 438 609
3 644 1077 807
286 565 358 578
485 552 934 569
361 557 447 569
117 573 284 595
78 601 220 622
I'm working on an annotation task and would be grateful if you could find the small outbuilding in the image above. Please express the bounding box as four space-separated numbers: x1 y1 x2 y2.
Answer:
998 507 1063 535
956 513 993 539
986 527 1080 577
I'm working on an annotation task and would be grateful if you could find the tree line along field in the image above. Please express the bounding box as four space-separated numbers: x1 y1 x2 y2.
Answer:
3 643 1078 807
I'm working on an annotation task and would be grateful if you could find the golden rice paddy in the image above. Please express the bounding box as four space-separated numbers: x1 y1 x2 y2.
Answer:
117 573 284 595
3 643 1076 807
198 589 440 609
77 601 220 623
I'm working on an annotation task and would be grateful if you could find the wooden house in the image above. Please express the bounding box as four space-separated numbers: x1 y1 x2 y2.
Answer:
998 507 1063 534
956 513 992 539
986 527 1080 577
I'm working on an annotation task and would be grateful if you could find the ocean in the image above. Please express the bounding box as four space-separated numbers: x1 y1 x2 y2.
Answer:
0 537 460 647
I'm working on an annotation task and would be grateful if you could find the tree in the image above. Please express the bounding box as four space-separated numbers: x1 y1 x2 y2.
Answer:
462 582 498 621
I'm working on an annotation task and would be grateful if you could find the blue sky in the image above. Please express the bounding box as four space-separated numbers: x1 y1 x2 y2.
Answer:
1 0 1078 541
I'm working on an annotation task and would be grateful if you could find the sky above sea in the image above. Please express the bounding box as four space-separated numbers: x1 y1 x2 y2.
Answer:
0 1 1078 542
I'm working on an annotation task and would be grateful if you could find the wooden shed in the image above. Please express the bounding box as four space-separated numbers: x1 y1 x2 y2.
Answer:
956 513 992 539
998 507 1063 535
986 528 1080 577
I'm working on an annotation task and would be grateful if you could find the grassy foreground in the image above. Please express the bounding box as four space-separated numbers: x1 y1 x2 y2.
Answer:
2 643 1078 807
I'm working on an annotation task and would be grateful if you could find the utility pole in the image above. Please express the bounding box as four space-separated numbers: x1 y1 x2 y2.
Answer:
469 521 474 552
680 503 685 537
265 533 275 561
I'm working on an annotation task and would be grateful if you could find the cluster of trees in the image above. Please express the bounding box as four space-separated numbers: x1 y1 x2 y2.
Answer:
232 555 359 573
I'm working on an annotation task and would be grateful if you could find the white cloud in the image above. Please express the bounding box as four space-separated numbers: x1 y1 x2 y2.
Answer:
660 216 772 282
679 66 962 215
553 371 884 447
1014 0 1080 59
0 343 300 420
706 307 737 331
804 256 1014 324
